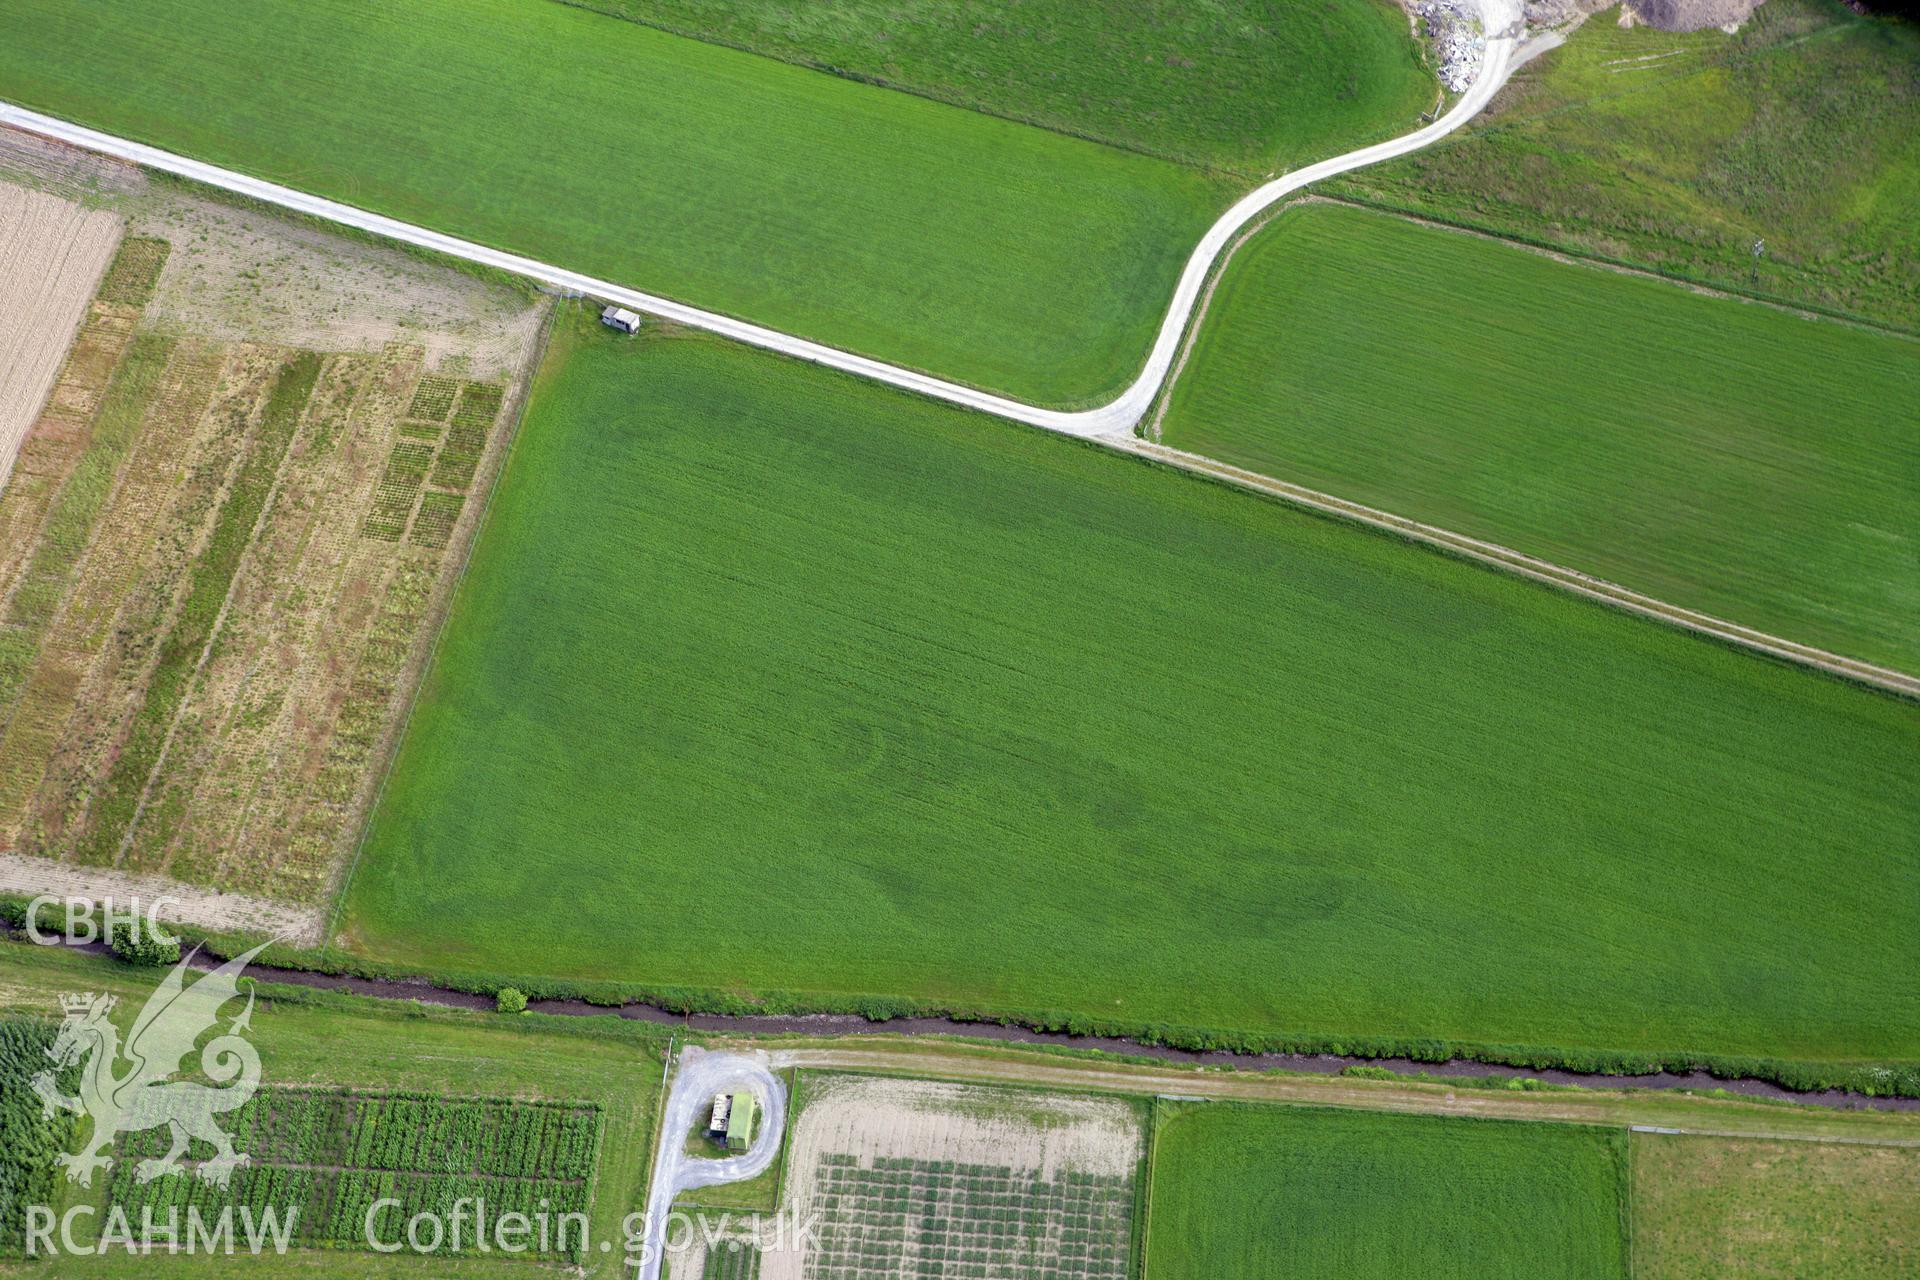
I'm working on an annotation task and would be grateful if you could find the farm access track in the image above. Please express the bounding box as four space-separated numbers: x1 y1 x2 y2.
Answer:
22 936 1905 1114
2 0 1914 699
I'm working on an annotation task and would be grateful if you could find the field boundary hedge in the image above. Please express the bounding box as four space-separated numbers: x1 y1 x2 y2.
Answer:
4 897 1912 1102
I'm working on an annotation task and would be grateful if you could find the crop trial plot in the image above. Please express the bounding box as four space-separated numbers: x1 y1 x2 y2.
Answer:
0 130 543 931
0 1017 73 1258
1 941 666 1276
103 1086 600 1259
757 1073 1143 1280
698 1241 763 1280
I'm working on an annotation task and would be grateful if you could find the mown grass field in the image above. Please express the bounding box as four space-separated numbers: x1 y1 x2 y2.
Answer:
1631 1131 1919 1278
344 321 1920 1065
0 943 665 1279
1143 1102 1627 1278
570 0 1431 173
0 0 1239 407
1158 202 1920 673
1334 0 1920 330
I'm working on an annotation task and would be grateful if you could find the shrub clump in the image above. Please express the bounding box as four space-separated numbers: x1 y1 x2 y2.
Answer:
107 918 181 968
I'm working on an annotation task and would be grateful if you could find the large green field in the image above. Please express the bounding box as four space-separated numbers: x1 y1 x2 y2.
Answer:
342 320 1920 1066
1143 1102 1628 1279
1158 202 1920 673
0 0 1235 406
1334 0 1920 331
570 0 1432 173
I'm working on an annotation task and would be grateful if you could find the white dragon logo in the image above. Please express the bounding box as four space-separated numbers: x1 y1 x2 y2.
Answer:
30 942 271 1189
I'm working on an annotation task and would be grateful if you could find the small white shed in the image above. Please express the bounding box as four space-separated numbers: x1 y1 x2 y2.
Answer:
600 306 642 335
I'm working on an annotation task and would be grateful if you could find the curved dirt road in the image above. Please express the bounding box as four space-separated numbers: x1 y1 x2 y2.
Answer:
635 1046 787 1280
0 0 1520 441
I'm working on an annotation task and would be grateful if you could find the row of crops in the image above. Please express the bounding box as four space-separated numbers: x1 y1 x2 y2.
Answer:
107 1085 601 1258
0 1017 74 1256
363 375 500 543
810 1155 1134 1280
704 1239 762 1279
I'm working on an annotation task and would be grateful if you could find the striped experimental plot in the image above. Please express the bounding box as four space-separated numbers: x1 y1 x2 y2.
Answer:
0 227 517 903
1158 202 1920 674
1 941 669 1278
0 0 1232 406
344 323 1920 1066
779 1073 1145 1279
104 1087 601 1260
1143 1103 1628 1279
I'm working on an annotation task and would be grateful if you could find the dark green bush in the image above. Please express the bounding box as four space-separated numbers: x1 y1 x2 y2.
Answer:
106 918 181 968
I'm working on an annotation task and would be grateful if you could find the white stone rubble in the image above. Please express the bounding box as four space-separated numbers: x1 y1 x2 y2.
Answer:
1417 0 1489 93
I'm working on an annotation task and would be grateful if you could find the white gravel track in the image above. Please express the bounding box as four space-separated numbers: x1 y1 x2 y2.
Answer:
635 1046 786 1280
0 0 1519 441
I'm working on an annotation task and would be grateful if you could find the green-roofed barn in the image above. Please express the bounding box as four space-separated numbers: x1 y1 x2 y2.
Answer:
725 1091 758 1152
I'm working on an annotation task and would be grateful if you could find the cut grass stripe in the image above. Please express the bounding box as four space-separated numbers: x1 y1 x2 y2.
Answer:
0 333 172 723
93 237 170 308
74 352 321 864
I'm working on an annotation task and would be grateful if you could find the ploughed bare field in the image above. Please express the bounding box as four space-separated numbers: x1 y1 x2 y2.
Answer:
0 129 547 938
0 183 120 491
727 1073 1144 1280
